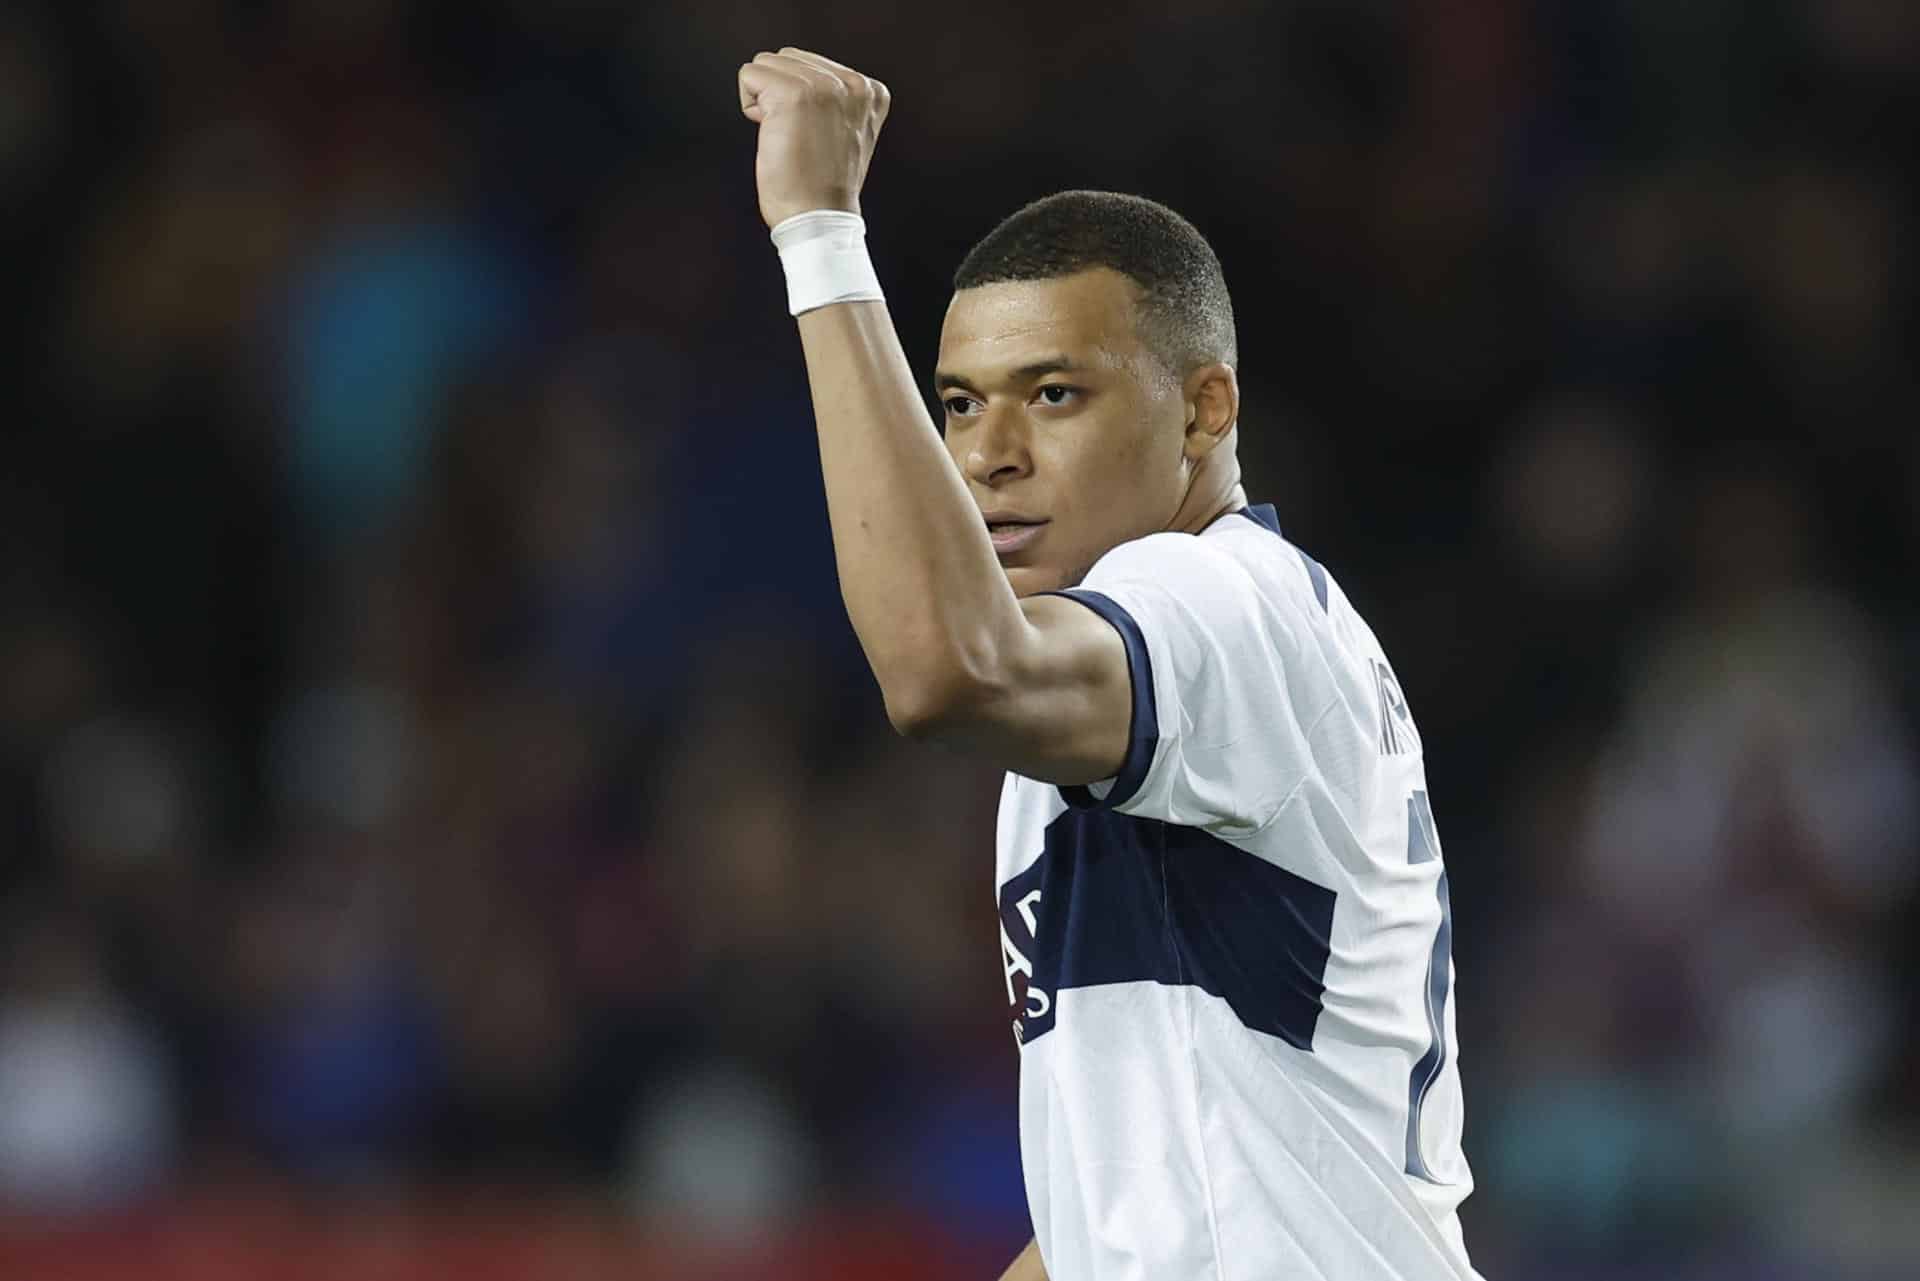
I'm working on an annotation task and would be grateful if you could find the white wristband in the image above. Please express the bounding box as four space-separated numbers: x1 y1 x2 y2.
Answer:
770 210 885 316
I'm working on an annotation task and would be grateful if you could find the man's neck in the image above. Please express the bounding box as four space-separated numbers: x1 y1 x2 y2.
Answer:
1166 445 1247 536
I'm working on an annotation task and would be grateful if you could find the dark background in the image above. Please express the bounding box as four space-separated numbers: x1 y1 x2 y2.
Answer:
1 2 1916 1277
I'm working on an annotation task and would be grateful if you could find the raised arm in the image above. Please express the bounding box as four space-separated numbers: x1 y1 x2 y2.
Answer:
736 48 1131 785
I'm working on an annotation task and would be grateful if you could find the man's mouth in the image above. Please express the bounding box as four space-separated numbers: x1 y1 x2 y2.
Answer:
983 514 1048 556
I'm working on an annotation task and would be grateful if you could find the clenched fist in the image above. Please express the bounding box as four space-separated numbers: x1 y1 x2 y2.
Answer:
737 48 891 229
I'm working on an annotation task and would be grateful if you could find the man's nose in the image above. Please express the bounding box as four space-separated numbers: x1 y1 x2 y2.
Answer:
964 408 1033 487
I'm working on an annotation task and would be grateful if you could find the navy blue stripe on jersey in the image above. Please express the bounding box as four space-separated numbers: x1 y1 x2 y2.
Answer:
998 807 1337 1050
1049 589 1158 811
1406 790 1440 866
1404 789 1453 1181
1296 550 1329 611
1237 503 1283 536
1235 505 1329 611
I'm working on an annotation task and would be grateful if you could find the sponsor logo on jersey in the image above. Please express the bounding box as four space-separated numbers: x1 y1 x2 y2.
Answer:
1000 885 1050 1046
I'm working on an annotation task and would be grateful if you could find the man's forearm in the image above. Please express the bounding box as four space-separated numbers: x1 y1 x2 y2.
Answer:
794 299 1025 723
997 1238 1047 1281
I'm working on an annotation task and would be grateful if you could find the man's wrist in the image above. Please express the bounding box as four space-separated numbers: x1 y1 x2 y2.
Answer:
771 210 885 315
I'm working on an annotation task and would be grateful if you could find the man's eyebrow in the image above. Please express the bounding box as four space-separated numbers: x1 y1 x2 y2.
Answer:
934 370 983 395
933 357 1080 394
1012 357 1078 382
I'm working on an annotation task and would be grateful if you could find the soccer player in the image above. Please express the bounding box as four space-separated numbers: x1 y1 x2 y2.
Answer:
737 49 1481 1281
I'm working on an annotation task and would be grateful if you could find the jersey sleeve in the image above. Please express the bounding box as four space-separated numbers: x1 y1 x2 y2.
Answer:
1049 533 1321 833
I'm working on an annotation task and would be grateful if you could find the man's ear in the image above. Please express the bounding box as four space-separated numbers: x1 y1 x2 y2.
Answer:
1181 362 1239 461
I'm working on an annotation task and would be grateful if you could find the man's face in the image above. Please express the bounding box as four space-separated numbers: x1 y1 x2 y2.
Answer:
937 268 1188 597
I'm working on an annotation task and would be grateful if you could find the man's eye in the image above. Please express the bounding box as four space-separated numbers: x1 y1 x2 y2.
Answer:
943 396 977 416
1035 385 1078 407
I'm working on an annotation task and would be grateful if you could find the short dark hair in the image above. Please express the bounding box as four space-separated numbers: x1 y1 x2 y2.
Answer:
953 190 1237 377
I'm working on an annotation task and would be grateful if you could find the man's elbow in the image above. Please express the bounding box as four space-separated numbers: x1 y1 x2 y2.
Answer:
880 663 995 741
874 621 1022 740
883 676 966 740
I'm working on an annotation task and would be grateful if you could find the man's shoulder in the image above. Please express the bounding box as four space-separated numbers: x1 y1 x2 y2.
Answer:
1079 514 1317 624
1081 524 1255 592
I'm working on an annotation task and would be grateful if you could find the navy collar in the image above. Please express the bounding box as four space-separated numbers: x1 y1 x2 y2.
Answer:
1235 503 1282 536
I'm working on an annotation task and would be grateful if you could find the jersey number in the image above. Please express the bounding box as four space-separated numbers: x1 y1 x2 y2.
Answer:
1403 789 1453 1182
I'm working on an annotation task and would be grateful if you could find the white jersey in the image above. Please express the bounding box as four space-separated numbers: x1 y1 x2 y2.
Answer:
995 504 1480 1281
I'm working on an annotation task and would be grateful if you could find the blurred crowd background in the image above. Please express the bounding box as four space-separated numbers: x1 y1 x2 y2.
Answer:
2 1 1917 1278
